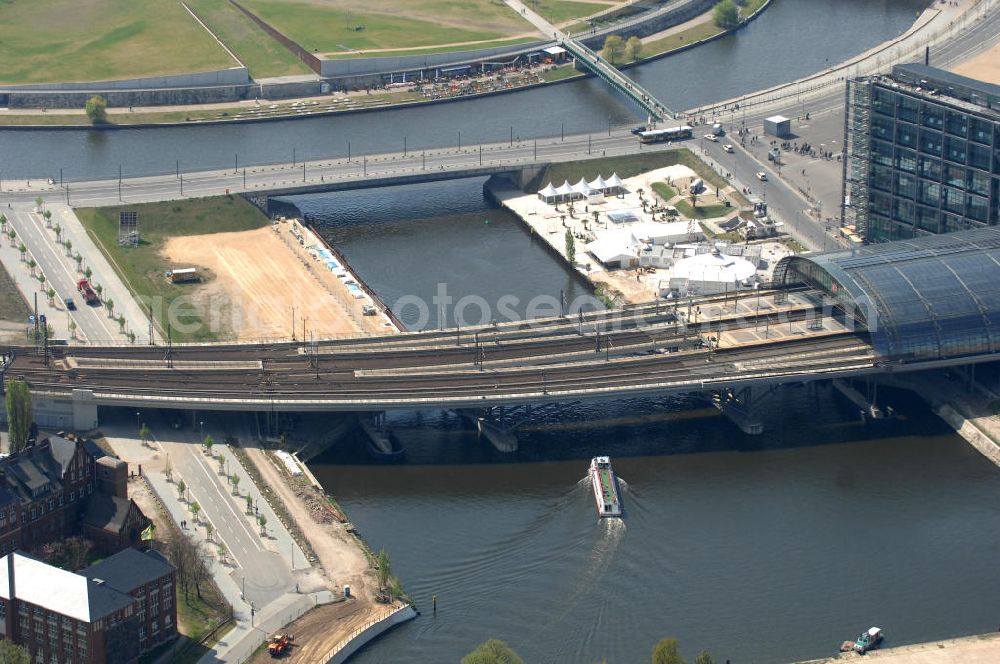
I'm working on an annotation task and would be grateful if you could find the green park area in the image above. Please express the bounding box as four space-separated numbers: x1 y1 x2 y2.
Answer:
186 0 311 78
241 0 540 56
675 199 731 219
76 196 269 343
0 0 236 85
526 0 614 25
0 262 31 325
651 182 677 201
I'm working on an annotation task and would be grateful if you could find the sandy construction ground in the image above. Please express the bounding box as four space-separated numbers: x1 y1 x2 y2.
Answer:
163 225 394 341
951 41 1000 85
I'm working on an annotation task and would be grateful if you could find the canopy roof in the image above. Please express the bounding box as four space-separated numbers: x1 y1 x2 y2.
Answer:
774 227 1000 362
538 183 558 197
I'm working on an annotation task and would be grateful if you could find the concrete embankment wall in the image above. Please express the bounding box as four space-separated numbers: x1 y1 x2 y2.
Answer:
579 0 716 48
323 605 418 664
0 77 328 110
0 67 250 93
933 403 1000 468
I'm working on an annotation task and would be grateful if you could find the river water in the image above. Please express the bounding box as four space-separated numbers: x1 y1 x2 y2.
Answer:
289 174 1000 662
290 177 594 330
311 387 1000 664
0 0 929 179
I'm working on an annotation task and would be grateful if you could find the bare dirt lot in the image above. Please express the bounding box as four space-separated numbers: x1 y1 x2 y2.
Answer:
246 600 376 664
162 225 390 341
951 41 1000 85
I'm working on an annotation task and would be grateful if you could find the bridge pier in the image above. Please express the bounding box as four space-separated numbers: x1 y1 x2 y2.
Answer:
832 378 892 421
708 385 780 435
455 407 519 453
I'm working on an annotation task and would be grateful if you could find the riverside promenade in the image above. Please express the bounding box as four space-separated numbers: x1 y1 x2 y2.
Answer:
801 632 1000 663
689 0 1000 125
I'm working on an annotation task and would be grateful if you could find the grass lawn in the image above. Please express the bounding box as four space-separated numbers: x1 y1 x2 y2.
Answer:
540 65 583 82
642 20 726 59
675 200 732 219
525 0 614 25
0 261 31 324
243 0 533 54
187 0 311 78
323 36 539 59
0 0 236 85
651 182 677 201
75 196 269 343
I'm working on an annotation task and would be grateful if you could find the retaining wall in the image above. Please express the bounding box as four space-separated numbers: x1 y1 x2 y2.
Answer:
579 0 716 48
319 41 550 78
228 0 321 73
0 67 249 92
324 605 418 664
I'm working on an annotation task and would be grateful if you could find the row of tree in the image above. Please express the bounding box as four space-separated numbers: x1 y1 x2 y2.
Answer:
461 637 719 664
601 35 643 64
5 379 32 454
713 0 751 30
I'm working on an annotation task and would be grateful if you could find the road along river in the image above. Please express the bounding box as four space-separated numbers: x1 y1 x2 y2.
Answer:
0 0 930 179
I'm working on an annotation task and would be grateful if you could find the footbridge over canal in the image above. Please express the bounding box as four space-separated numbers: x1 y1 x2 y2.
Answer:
561 37 672 122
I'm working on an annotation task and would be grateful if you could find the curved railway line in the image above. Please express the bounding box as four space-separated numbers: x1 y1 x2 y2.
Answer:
2 290 878 411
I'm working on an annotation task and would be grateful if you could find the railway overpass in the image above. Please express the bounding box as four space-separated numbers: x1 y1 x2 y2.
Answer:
6 227 1000 436
4 201 1000 442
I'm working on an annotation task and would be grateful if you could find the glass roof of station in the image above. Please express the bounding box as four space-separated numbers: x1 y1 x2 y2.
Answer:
774 228 1000 362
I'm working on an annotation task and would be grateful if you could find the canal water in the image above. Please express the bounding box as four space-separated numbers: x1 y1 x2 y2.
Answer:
292 176 1000 662
0 0 929 179
310 386 1000 664
289 177 595 330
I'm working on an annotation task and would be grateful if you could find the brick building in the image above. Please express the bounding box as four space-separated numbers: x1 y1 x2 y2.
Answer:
0 434 148 557
0 548 176 664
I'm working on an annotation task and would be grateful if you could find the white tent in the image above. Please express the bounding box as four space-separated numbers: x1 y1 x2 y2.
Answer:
587 175 607 192
538 182 559 203
572 177 591 198
605 173 625 193
555 181 574 200
673 251 757 284
586 229 639 267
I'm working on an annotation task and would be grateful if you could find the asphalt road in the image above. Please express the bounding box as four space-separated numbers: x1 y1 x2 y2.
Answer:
142 408 296 606
5 206 117 340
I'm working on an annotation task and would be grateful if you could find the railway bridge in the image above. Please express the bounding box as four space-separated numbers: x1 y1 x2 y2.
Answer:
4 228 1000 441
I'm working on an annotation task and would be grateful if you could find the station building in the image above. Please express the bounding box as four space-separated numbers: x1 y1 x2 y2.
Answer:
842 64 1000 242
775 227 1000 362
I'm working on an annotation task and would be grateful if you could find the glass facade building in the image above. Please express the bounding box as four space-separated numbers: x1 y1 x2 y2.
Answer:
774 227 1000 363
842 64 1000 242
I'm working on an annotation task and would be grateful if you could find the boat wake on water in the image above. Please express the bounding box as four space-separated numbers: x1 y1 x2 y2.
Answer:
533 515 626 637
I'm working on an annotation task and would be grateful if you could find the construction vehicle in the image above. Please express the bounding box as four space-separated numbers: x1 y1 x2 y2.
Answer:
268 633 293 658
76 279 99 305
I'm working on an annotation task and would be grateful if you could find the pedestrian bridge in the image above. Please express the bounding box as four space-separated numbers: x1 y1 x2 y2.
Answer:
561 37 672 121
